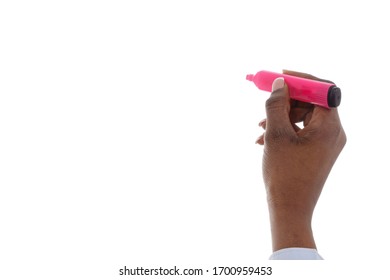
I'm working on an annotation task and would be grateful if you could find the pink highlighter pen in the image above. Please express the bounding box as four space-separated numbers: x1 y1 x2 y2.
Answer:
246 70 341 108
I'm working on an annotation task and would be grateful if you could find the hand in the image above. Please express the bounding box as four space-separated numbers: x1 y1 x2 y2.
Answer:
256 70 347 251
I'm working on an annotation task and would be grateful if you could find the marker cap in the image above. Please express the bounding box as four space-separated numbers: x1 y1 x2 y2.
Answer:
328 86 341 107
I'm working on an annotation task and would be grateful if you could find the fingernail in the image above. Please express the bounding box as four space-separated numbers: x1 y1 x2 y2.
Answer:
255 135 263 144
259 118 266 124
272 77 284 92
259 118 266 127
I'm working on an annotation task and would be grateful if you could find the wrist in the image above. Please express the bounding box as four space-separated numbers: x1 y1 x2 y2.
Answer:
268 206 316 251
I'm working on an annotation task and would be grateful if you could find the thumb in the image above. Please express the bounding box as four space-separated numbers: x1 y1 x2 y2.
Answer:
265 77 295 141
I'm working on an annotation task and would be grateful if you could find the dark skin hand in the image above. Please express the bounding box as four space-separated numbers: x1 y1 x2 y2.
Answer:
256 70 347 252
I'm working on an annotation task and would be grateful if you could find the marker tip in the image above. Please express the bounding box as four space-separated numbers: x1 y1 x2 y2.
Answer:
246 74 254 81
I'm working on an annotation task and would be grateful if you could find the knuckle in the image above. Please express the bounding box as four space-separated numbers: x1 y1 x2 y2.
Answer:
337 127 347 148
265 92 285 110
265 127 296 144
264 129 283 143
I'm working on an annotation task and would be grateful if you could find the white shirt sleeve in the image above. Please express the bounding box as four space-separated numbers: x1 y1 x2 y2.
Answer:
269 247 323 260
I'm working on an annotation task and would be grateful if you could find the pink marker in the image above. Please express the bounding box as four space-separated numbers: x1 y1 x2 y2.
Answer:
246 70 341 108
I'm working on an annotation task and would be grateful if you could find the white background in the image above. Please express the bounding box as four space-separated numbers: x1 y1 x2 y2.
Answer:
1 0 389 279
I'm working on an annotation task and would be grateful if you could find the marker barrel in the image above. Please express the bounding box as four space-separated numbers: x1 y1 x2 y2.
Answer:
246 70 341 108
